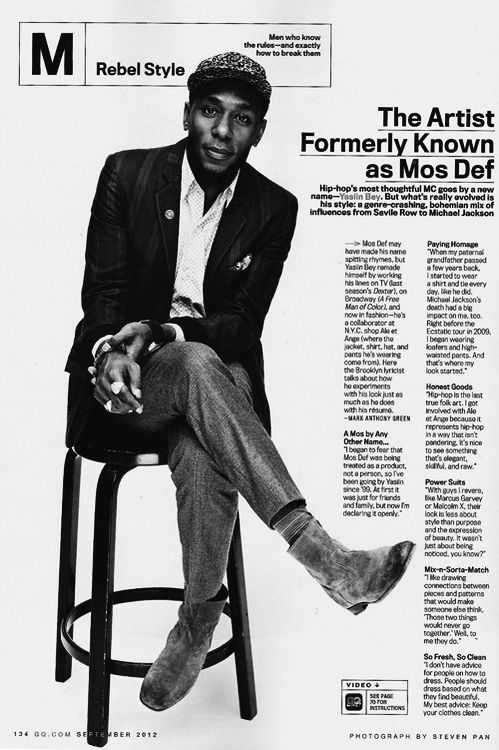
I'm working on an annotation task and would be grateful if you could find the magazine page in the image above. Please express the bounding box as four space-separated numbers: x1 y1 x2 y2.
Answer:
2 1 497 749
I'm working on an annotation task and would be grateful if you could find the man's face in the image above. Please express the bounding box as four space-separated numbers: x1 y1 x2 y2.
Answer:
184 82 267 181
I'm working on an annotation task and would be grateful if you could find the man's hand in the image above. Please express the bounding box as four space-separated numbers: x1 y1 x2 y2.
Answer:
103 322 155 362
92 350 143 414
103 321 177 362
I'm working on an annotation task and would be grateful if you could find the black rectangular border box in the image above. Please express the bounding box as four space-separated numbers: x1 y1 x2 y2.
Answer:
19 21 333 88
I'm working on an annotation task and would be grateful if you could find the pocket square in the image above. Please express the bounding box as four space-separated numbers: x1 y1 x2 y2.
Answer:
231 253 253 272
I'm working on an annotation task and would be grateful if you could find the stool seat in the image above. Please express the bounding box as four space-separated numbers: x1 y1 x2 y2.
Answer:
75 441 170 467
55 446 257 748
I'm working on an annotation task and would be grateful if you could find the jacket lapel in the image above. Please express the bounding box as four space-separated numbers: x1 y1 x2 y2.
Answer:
155 140 185 290
204 165 251 287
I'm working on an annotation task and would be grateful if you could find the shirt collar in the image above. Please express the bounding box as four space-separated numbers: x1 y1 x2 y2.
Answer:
181 152 239 208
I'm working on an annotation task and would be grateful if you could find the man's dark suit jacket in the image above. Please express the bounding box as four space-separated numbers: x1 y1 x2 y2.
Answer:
65 139 298 449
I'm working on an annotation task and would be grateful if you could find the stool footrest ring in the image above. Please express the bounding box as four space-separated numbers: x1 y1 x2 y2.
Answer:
60 587 234 678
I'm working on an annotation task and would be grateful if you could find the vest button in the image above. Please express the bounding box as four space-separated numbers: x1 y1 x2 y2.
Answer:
164 209 175 220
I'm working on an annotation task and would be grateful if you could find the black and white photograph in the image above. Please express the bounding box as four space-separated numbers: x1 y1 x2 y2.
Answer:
2 2 498 749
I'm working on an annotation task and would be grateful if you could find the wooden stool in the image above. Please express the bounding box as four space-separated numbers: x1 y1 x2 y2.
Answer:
55 444 257 748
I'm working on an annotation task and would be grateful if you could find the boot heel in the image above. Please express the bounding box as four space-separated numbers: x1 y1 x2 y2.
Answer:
348 602 368 615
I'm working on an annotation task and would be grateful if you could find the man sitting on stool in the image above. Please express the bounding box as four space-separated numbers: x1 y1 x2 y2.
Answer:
66 51 415 712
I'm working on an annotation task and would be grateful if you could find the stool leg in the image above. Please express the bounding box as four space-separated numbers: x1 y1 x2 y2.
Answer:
56 449 82 682
227 514 257 720
87 464 130 749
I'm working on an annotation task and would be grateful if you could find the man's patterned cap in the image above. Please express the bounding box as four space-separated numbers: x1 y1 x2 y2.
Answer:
188 52 271 113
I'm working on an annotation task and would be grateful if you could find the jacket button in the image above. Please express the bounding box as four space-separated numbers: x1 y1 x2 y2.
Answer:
164 209 175 220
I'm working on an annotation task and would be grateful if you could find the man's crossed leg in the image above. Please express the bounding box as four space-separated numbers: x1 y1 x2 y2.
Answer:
105 342 414 710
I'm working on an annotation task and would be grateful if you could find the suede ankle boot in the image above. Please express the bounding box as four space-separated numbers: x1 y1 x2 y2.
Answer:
288 519 415 615
140 587 228 711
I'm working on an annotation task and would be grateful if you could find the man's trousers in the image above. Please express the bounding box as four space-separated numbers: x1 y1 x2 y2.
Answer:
110 342 304 603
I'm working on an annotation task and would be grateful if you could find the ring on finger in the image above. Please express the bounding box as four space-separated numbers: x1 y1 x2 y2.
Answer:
105 399 113 412
111 380 125 395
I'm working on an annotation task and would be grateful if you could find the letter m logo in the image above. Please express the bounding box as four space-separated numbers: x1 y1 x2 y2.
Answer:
32 32 73 75
19 23 84 86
